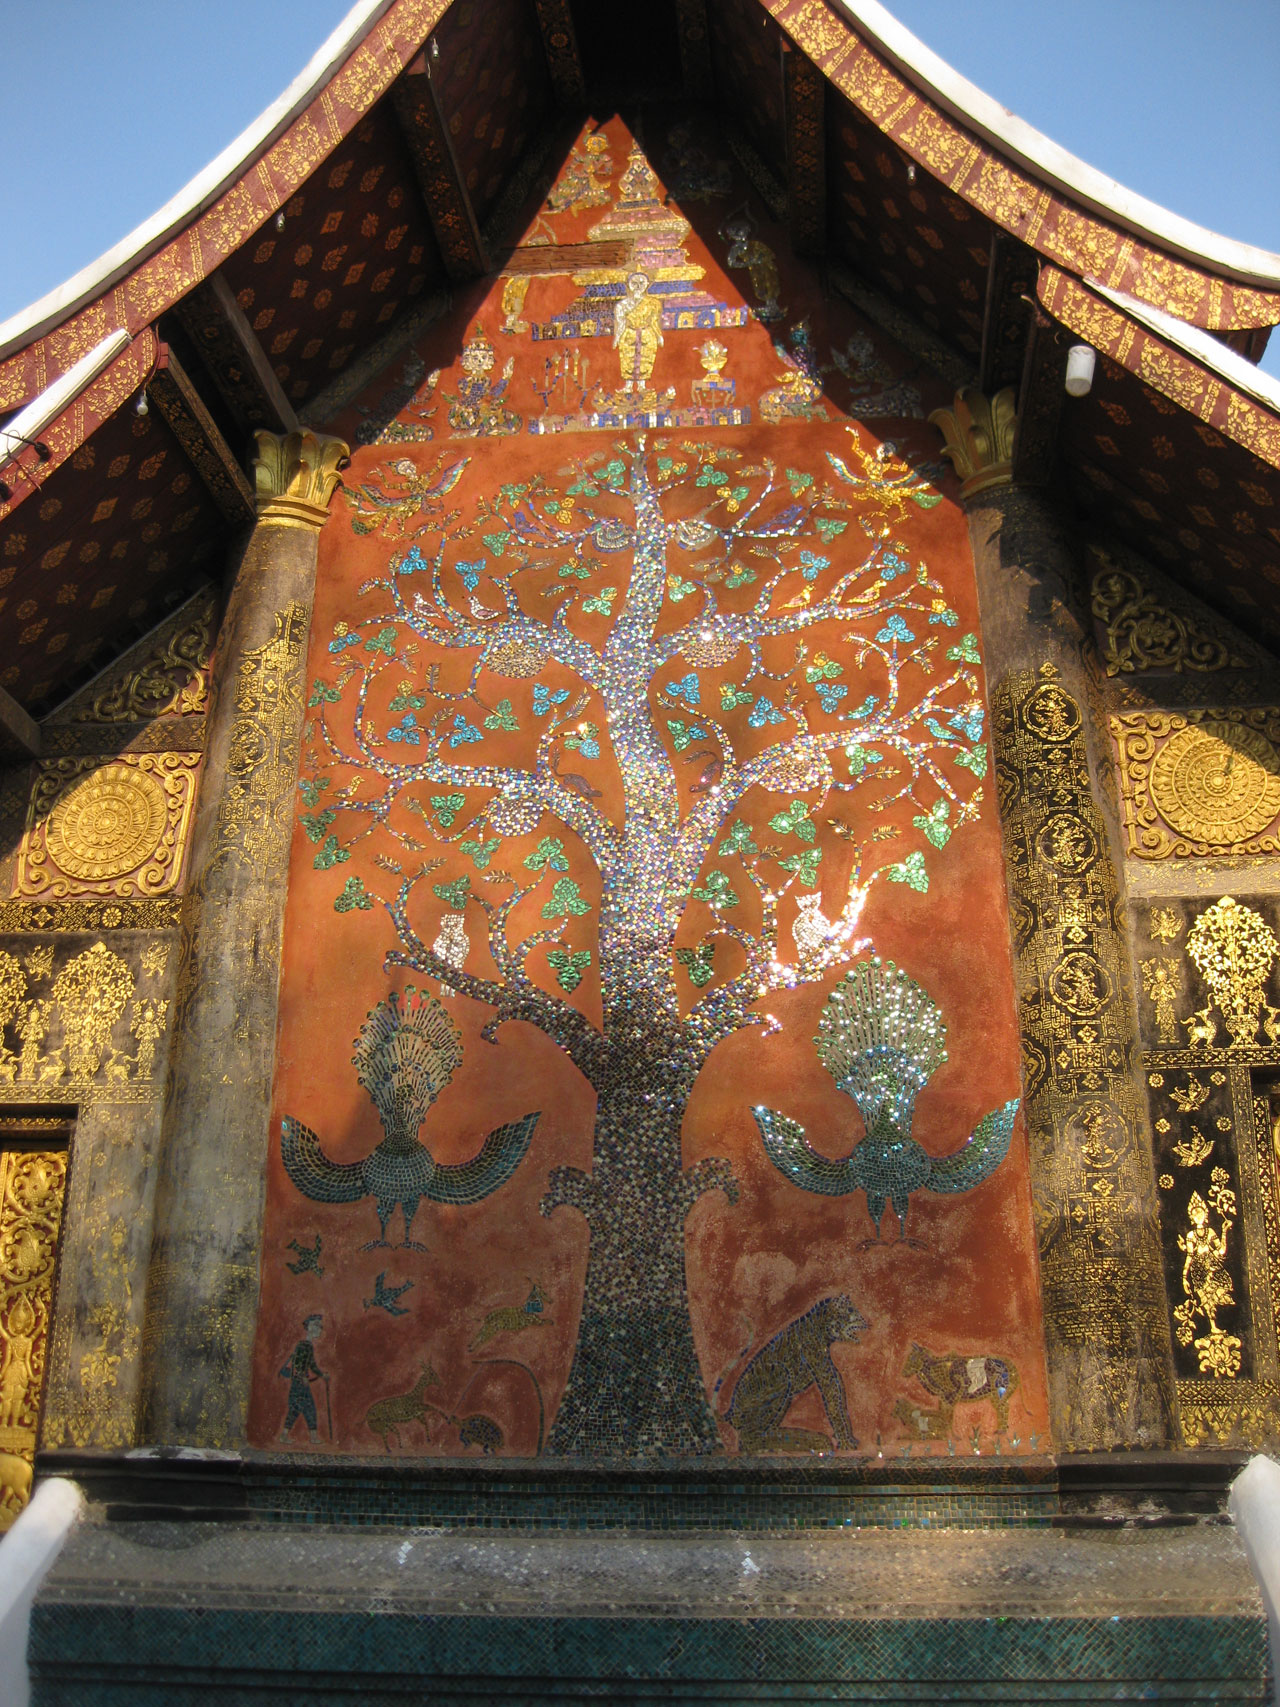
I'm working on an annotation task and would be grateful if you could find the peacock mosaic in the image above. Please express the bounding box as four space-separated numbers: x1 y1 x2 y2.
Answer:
249 112 1047 1462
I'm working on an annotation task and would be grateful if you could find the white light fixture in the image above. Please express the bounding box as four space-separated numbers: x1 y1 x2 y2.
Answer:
1065 343 1096 397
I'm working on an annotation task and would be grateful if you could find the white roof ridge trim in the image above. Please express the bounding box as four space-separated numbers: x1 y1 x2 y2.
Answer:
1093 284 1280 416
0 0 397 365
0 330 134 462
834 0 1280 291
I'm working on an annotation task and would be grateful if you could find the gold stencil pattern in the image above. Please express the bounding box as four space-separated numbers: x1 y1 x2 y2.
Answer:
993 664 1173 1448
1184 897 1280 1053
0 1146 67 1529
15 754 201 900
1111 710 1280 858
0 942 164 1093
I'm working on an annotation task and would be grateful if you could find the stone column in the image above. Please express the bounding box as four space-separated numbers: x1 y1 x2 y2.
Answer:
138 429 347 1446
932 389 1178 1451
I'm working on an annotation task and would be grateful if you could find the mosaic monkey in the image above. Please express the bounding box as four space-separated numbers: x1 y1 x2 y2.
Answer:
723 1294 868 1453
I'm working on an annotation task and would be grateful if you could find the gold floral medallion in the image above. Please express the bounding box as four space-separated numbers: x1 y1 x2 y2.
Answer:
1148 722 1280 845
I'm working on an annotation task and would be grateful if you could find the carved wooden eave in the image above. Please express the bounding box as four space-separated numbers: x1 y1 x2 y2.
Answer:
1 0 1278 719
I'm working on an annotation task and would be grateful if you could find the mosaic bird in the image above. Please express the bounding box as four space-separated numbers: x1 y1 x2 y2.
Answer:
753 959 1019 1244
364 1271 414 1316
285 1235 324 1277
281 986 538 1250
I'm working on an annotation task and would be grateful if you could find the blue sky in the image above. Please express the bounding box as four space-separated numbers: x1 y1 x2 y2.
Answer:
4 1 1278 372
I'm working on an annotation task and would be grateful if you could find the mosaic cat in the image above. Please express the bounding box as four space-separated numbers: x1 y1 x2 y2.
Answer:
723 1294 869 1453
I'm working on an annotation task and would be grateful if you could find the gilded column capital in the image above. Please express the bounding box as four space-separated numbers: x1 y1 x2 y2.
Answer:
252 429 349 531
928 386 1017 500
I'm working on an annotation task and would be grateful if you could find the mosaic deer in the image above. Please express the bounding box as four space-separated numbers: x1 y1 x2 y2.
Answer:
364 1362 442 1452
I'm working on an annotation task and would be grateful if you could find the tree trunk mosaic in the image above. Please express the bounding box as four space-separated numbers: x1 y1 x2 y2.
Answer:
248 113 1047 1462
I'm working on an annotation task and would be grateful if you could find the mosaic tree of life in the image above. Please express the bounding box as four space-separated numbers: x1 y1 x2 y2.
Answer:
295 426 990 1455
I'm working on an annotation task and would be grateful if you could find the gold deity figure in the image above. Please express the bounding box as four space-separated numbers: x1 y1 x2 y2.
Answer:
0 1294 36 1428
1179 1190 1234 1334
613 272 663 394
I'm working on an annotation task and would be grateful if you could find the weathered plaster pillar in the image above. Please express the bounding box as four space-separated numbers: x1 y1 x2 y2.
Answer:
932 388 1178 1451
138 429 347 1445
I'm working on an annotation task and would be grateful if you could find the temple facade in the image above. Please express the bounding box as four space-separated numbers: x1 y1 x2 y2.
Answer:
1 1 1279 1698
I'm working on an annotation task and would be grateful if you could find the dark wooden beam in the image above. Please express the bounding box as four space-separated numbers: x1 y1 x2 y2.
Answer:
148 345 256 525
675 0 714 100
531 0 586 107
1011 308 1068 488
173 272 298 436
0 683 40 759
391 55 488 283
979 233 1039 396
781 40 825 259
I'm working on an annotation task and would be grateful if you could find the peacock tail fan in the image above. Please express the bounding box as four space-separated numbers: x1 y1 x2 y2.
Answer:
815 958 948 1134
352 984 463 1142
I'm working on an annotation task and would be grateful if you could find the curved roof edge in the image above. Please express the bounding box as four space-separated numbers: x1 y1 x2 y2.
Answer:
1096 284 1280 414
837 0 1280 290
0 0 396 363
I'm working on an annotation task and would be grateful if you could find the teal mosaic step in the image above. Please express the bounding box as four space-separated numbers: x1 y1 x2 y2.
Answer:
29 1517 1269 1703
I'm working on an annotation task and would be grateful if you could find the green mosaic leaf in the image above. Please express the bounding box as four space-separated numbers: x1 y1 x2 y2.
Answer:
718 820 758 858
334 875 374 913
814 518 847 542
947 632 981 664
313 834 350 871
582 587 617 615
886 849 929 892
365 626 397 657
558 561 591 580
675 943 716 988
695 466 728 487
484 698 519 732
656 458 674 477
432 875 471 911
691 870 738 910
525 837 569 873
845 743 883 777
547 947 592 993
431 793 467 828
298 777 330 808
778 846 823 886
725 563 756 588
389 686 427 712
667 575 697 603
308 679 341 706
301 808 337 844
462 837 501 870
913 799 952 850
785 468 813 495
720 683 754 711
955 744 988 779
601 458 626 486
542 877 591 919
567 476 599 496
804 652 843 683
498 482 529 506
482 530 510 556
911 490 943 509
667 718 707 753
769 800 816 843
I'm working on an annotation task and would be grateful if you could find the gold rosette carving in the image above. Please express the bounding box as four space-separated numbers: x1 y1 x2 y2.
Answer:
1111 709 1280 858
15 753 201 900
